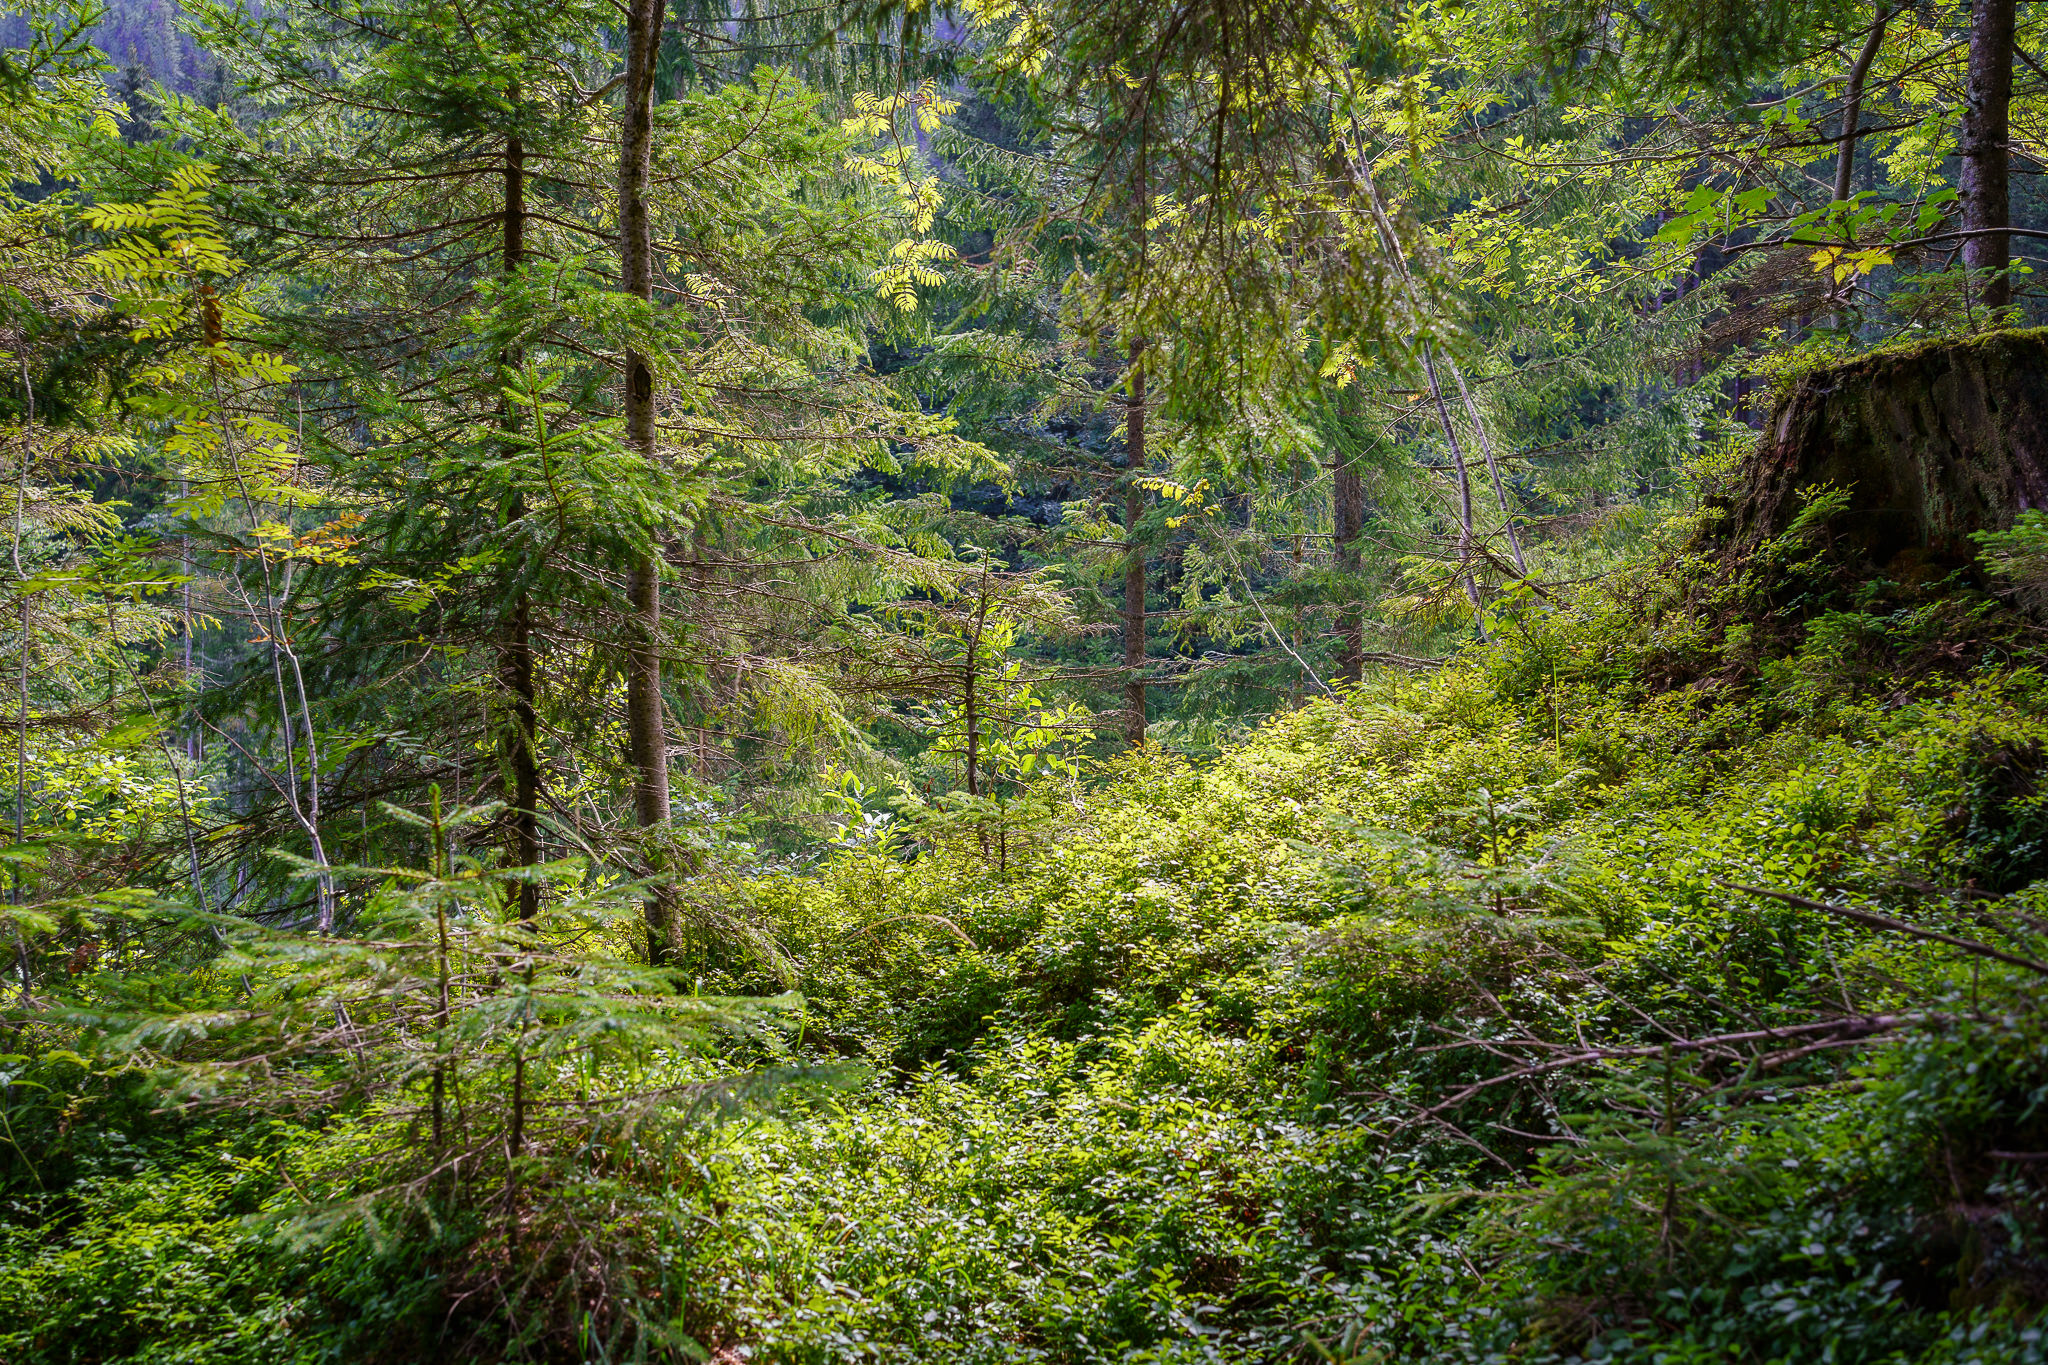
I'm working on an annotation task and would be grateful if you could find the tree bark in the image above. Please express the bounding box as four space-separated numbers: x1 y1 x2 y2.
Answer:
1834 9 1891 209
500 132 541 928
1829 7 1892 329
1962 0 2016 311
1332 449 1365 684
1123 342 1147 748
1722 332 2048 566
1421 341 1486 631
621 0 676 961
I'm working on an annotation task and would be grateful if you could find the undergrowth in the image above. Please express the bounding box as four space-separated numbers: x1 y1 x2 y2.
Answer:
6 504 2048 1364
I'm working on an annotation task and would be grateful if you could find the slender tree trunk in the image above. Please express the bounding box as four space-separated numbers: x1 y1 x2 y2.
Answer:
13 364 28 861
500 593 539 920
1123 341 1147 748
1332 450 1365 685
1122 138 1151 750
1831 6 1892 328
1421 342 1486 630
1963 0 2016 310
962 663 979 798
276 563 334 930
621 0 676 961
1443 359 1526 577
180 472 199 764
211 367 334 929
430 789 450 1153
1835 9 1891 209
500 132 541 927
12 360 32 1000
964 570 986 799
963 605 985 855
1338 134 1493 629
1288 503 1305 710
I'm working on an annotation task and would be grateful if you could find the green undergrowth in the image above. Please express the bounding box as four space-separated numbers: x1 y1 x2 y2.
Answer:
7 519 2048 1363
665 556 2048 1365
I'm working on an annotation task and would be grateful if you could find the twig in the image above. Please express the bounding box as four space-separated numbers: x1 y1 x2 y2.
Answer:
1719 881 2048 977
1232 559 1332 696
1402 1013 1933 1124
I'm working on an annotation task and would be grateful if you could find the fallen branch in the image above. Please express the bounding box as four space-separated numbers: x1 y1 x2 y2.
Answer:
1403 1013 1933 1124
1719 881 2048 977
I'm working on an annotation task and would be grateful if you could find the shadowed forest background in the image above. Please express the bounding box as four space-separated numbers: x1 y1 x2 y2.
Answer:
4 0 2048 1361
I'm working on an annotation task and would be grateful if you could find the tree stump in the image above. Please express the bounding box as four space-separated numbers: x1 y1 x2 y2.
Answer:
1724 330 2048 569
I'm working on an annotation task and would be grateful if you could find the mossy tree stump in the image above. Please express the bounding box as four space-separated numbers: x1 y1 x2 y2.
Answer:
1725 330 2048 570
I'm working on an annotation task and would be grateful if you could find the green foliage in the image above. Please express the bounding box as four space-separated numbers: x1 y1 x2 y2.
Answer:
9 505 2048 1363
1977 510 2048 618
613 562 2048 1364
0 790 833 1362
7 0 2048 1361
0 1121 311 1364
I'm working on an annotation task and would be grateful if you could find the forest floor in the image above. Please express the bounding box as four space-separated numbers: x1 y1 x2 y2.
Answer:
6 496 2048 1365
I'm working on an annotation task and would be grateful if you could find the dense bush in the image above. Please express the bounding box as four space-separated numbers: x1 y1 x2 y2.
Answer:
7 556 2048 1363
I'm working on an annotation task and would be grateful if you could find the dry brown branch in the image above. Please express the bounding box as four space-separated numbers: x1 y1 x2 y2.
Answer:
1401 1013 1937 1126
1719 881 2048 976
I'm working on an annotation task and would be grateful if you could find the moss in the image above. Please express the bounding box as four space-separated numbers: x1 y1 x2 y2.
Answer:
1716 331 2048 572
1763 326 2048 406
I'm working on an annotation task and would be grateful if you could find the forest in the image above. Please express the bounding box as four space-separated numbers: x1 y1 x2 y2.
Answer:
3 0 2048 1359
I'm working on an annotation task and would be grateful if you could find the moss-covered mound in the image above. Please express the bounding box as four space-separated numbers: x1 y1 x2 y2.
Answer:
1719 330 2048 570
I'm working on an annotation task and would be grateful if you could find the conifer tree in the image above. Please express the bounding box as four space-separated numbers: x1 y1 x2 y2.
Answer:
179 0 619 921
619 0 677 957
169 0 1007 939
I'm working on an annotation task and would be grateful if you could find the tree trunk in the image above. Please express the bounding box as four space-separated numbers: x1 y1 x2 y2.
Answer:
501 132 541 928
1834 9 1890 209
1339 147 1492 630
964 572 986 799
1444 355 1527 577
1962 0 2016 310
1421 341 1486 631
1332 450 1365 684
962 663 979 797
1830 6 1891 328
621 0 676 961
1722 332 2048 566
1123 342 1147 748
180 471 199 764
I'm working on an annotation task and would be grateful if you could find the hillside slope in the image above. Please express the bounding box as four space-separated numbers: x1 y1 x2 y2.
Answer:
666 511 2048 1363
6 451 2048 1365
